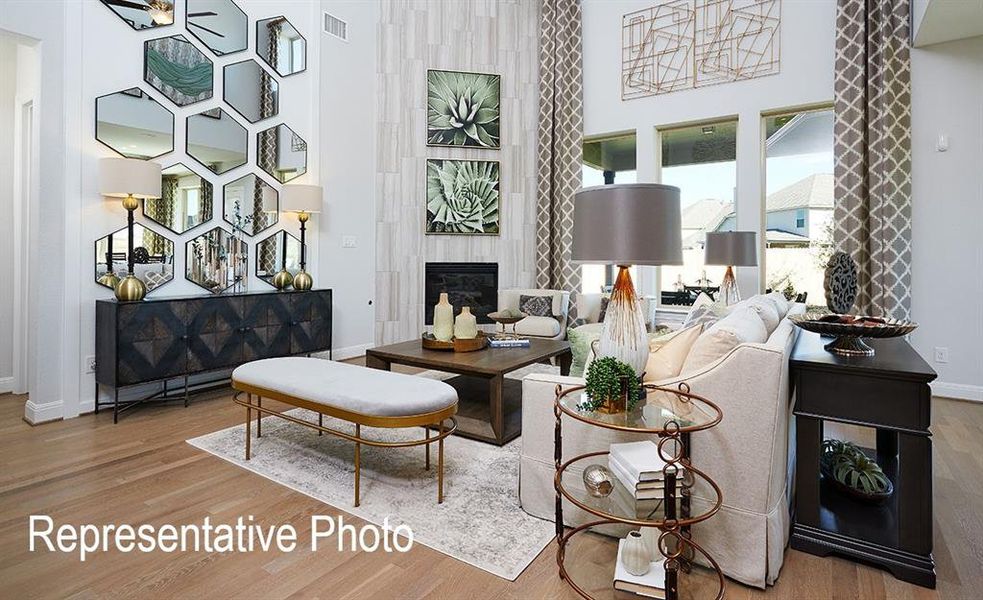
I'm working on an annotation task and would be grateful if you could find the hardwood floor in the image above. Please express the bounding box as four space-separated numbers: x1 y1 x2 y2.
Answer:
0 385 980 599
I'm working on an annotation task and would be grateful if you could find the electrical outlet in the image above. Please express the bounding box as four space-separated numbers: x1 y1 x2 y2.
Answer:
934 347 949 364
85 355 97 374
342 236 357 248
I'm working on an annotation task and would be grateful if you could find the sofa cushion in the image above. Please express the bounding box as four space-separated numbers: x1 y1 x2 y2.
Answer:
681 306 769 373
519 294 553 317
567 323 603 377
746 296 780 334
642 324 702 382
515 315 561 338
765 292 790 317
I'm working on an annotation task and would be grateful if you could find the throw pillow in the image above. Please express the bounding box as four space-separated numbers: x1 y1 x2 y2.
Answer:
766 291 790 317
681 306 769 373
642 325 702 382
566 323 603 377
520 294 553 318
746 295 780 333
597 296 610 323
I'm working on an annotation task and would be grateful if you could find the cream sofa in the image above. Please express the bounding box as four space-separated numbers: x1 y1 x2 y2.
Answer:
497 288 570 340
519 301 806 588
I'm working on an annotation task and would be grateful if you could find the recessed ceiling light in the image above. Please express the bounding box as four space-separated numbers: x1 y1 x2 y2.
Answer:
702 126 715 135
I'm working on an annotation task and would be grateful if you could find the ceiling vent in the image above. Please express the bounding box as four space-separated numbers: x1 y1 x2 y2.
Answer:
323 12 348 42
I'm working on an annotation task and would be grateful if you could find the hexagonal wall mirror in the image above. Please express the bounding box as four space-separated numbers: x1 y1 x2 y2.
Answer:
256 16 306 77
186 226 247 293
95 87 174 160
257 123 307 183
187 108 247 175
186 0 248 56
95 224 175 292
144 163 214 234
256 230 302 286
99 0 174 31
224 60 279 123
144 34 214 106
223 173 279 236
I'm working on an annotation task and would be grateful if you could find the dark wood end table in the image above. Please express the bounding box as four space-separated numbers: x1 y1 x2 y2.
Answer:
790 331 937 588
365 338 572 445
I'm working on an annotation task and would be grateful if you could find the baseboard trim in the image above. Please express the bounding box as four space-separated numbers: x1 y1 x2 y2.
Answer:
931 381 983 403
331 343 373 361
24 400 64 425
0 377 13 394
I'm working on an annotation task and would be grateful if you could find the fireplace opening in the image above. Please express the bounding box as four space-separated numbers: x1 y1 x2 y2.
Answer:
424 262 499 325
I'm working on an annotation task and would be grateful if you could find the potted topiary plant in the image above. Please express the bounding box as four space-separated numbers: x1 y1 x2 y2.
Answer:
820 439 894 504
578 356 643 414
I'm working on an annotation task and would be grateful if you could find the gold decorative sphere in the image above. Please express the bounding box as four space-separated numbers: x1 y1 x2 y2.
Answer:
115 274 147 302
98 272 121 289
272 269 294 290
293 270 313 291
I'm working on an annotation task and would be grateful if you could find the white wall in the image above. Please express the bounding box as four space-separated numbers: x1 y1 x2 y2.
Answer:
319 0 379 359
0 37 17 386
582 0 835 299
910 36 983 400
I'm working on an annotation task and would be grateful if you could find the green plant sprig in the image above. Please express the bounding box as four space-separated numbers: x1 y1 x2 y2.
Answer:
579 357 643 412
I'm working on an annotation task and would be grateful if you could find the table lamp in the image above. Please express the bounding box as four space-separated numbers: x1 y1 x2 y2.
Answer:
281 184 322 291
99 158 162 302
705 231 757 306
572 184 682 374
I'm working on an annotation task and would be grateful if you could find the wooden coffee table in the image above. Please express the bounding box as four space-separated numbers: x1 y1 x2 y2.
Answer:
365 338 572 445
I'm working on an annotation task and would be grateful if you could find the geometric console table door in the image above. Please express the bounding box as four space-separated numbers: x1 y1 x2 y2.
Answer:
95 289 332 423
789 331 937 588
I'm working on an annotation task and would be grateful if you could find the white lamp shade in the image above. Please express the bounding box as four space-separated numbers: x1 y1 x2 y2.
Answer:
281 184 322 214
99 158 162 199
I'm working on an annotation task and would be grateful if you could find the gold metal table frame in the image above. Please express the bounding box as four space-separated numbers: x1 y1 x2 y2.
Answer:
232 382 458 507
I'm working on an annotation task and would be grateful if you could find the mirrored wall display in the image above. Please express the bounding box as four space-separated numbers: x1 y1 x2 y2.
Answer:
144 34 214 106
257 123 307 183
186 227 247 293
256 230 302 286
186 0 248 56
95 87 175 160
100 0 174 30
95 225 175 292
144 163 214 234
256 17 306 77
187 108 248 174
223 173 279 236
224 60 279 123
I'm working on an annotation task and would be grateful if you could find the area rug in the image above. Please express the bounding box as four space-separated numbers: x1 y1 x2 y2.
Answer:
186 364 558 580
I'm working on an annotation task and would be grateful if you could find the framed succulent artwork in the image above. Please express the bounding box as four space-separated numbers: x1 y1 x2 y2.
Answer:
425 159 500 235
426 69 501 149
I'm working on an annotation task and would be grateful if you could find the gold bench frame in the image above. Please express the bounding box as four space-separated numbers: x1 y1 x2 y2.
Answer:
232 382 458 506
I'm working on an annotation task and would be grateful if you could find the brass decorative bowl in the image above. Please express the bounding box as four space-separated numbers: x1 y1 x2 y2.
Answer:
487 310 527 339
789 313 918 357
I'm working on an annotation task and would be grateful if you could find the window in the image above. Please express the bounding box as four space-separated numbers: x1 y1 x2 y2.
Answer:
581 132 637 293
763 108 834 307
658 120 737 306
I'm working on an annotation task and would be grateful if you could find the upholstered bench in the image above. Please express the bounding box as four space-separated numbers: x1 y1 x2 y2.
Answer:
231 357 458 506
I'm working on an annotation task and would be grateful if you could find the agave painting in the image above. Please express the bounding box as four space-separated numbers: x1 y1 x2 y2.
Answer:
427 69 501 149
426 159 500 235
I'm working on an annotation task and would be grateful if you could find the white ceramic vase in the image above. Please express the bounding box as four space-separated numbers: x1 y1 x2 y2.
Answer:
454 306 478 339
640 527 659 562
599 293 649 374
433 293 454 341
621 530 651 576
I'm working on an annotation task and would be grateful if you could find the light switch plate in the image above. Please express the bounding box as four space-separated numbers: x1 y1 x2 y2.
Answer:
342 236 357 248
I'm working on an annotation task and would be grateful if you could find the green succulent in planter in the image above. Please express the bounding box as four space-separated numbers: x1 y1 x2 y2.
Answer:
579 357 643 413
426 159 500 234
821 439 893 498
427 70 501 148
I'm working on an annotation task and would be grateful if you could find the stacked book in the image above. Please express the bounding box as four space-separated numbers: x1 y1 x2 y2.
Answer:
609 441 683 502
614 539 666 598
489 337 530 348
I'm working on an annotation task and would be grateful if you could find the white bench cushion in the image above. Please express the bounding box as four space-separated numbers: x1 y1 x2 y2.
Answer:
232 357 458 418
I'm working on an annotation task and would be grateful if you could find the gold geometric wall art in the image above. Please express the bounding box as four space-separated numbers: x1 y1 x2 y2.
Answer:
623 0 780 100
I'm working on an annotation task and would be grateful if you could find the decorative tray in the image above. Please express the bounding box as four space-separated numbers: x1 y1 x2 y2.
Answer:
421 331 489 352
789 313 918 357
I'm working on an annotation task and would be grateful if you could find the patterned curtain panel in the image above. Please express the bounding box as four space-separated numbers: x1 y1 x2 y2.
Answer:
536 0 583 320
833 0 912 318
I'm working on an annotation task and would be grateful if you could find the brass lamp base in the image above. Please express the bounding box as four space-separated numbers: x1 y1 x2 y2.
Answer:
272 269 294 290
115 274 147 302
293 270 313 291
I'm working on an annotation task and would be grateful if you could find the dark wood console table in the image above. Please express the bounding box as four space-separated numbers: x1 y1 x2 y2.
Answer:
790 331 937 588
96 289 332 422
